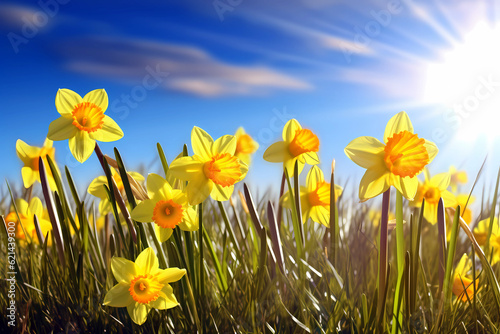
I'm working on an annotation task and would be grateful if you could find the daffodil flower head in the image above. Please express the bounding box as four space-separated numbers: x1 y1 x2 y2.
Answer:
449 165 468 193
169 127 248 205
5 197 52 244
281 166 342 227
234 127 259 165
263 119 320 176
131 174 198 242
103 247 186 325
452 253 477 302
345 111 438 201
47 89 124 163
16 138 59 190
456 194 475 224
410 170 457 224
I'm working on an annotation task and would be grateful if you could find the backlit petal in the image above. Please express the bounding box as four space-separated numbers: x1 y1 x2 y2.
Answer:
391 174 419 201
359 170 390 202
306 166 324 192
90 116 123 142
191 127 213 161
169 156 204 181
157 268 186 284
424 140 438 163
211 184 234 202
263 141 289 163
127 302 150 325
131 200 156 222
430 172 450 190
282 119 302 142
103 282 133 307
384 111 413 142
83 89 108 111
212 135 237 156
111 257 137 283
48 117 78 141
87 176 108 199
344 136 385 169
186 177 213 205
68 131 95 163
135 247 159 275
55 89 82 118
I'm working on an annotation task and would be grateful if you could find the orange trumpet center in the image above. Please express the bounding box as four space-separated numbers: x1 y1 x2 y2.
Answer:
152 199 184 229
129 274 164 304
71 102 105 132
203 153 242 187
236 134 258 155
422 185 441 204
30 146 56 172
384 131 429 178
308 182 330 207
289 129 319 157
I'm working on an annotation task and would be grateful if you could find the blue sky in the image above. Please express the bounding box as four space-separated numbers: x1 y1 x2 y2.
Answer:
1 0 500 198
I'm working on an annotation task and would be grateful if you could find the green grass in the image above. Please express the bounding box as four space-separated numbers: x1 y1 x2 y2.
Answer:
1 146 500 333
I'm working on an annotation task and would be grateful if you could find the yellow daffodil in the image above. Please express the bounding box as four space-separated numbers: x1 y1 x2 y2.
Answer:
88 168 145 215
169 127 248 205
456 194 475 224
449 166 468 193
345 112 438 201
263 119 320 176
103 247 186 325
5 197 52 244
452 254 477 302
281 166 342 227
16 138 58 190
47 89 123 163
131 174 198 242
410 171 456 224
234 127 259 165
474 217 499 246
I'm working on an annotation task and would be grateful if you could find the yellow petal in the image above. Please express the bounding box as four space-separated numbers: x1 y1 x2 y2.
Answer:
68 131 95 163
135 247 159 275
307 166 324 192
90 116 123 142
127 302 150 325
284 157 304 177
302 151 320 165
128 171 145 183
424 140 438 163
16 139 38 163
169 156 204 181
383 111 413 143
83 89 108 111
157 268 186 284
191 126 213 161
48 117 78 141
186 177 213 205
423 202 438 224
309 205 330 227
359 169 390 202
211 184 234 202
391 174 419 201
131 200 155 222
28 197 44 217
441 190 457 207
430 172 450 190
344 136 386 169
103 282 133 307
282 119 301 142
212 135 237 156
179 207 199 231
55 88 82 118
21 167 38 188
88 176 108 199
111 257 137 283
150 285 178 310
263 141 289 163
157 226 173 242
146 173 171 198
16 198 29 214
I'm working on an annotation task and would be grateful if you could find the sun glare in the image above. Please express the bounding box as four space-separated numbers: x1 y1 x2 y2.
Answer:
424 21 500 143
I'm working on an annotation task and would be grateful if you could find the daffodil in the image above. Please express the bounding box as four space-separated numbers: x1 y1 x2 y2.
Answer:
474 217 498 246
367 209 395 228
490 231 500 265
263 119 320 176
131 174 198 242
5 197 52 244
410 171 456 224
281 166 342 227
88 168 145 215
103 247 186 325
345 112 438 201
452 253 477 302
234 127 259 165
169 127 248 205
449 166 468 193
16 138 58 190
47 89 123 163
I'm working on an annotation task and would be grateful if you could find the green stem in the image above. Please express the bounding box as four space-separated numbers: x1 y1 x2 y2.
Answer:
198 202 205 334
391 190 404 334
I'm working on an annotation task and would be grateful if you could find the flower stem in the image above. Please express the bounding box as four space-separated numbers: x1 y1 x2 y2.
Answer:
391 190 404 334
377 189 390 327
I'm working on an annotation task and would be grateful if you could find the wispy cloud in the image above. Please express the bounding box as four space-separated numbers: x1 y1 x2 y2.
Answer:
58 37 312 97
0 4 43 30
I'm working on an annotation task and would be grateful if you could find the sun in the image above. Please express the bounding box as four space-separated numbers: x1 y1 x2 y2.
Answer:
424 21 500 143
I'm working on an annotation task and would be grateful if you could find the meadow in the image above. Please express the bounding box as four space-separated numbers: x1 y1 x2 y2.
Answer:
1 88 499 333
